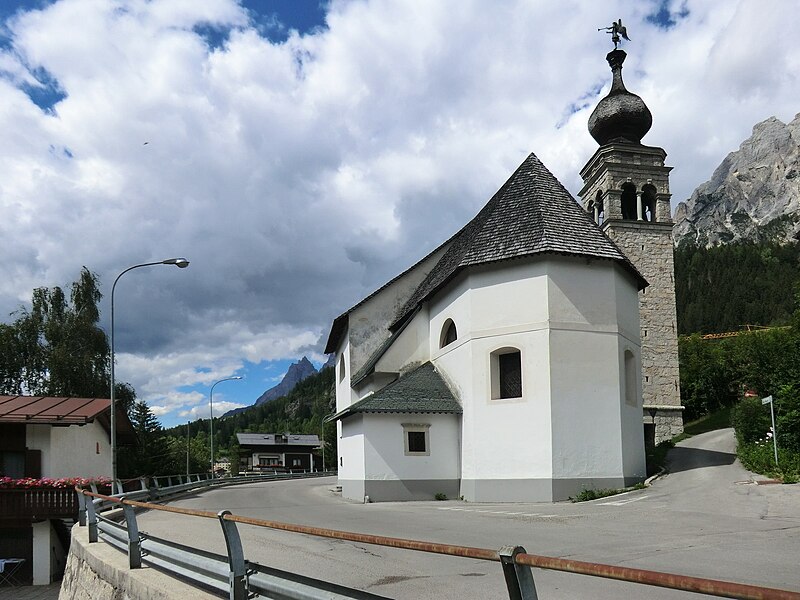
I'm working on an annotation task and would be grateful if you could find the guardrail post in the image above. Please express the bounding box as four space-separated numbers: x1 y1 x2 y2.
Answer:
77 490 87 526
499 546 538 600
121 502 142 569
139 477 148 491
218 510 247 600
86 497 98 543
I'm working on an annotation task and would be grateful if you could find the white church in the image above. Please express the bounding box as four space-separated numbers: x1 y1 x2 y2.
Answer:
325 40 682 503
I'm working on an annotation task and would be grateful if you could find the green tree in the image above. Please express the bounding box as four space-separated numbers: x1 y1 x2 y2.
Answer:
119 400 171 478
0 267 116 399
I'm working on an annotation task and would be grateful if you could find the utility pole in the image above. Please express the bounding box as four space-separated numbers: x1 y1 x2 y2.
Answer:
186 421 190 477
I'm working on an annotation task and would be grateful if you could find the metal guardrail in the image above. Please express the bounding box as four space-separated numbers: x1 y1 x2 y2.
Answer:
76 480 800 600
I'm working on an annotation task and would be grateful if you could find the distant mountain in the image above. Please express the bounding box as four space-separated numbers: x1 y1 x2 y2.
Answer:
322 353 336 370
222 356 318 417
674 114 800 247
255 357 317 405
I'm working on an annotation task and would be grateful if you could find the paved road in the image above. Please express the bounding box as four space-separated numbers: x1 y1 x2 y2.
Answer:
138 429 800 599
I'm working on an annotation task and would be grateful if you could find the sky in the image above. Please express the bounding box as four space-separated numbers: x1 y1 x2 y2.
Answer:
1 0 798 428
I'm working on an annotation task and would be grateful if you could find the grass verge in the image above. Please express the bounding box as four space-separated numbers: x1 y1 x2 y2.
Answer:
569 483 646 503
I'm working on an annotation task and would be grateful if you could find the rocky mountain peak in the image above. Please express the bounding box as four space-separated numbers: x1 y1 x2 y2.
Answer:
674 113 800 247
254 357 318 406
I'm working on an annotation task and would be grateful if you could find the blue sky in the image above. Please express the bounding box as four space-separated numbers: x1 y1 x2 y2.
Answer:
1 1 798 428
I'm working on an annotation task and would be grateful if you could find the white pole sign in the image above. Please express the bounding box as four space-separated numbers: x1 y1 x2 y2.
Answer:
761 396 779 466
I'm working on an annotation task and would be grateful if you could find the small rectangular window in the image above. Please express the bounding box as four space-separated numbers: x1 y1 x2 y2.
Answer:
407 431 426 453
403 424 431 456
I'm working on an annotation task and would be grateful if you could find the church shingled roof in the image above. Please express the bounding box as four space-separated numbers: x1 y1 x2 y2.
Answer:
390 152 647 329
328 362 461 421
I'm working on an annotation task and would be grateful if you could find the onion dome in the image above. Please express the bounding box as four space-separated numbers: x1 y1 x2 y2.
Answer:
588 49 652 145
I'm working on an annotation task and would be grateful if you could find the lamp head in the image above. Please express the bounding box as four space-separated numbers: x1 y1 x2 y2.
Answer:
163 257 190 268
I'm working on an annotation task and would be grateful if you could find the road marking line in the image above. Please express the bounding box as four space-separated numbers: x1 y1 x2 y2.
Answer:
597 495 650 506
435 507 564 519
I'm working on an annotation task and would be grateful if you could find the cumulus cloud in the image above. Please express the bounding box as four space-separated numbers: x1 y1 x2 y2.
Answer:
1 0 798 423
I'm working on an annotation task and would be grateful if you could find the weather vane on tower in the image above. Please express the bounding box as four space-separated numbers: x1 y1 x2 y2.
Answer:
599 19 630 49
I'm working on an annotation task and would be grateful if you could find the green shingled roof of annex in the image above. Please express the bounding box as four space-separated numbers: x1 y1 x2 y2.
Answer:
330 362 461 421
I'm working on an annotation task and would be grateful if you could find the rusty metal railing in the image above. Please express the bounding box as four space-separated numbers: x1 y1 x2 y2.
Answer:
76 487 800 600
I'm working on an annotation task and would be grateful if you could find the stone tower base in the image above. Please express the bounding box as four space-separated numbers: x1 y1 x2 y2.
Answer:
643 405 684 446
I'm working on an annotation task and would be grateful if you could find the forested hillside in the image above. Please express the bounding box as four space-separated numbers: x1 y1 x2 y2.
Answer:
675 241 800 334
675 240 800 481
160 366 337 473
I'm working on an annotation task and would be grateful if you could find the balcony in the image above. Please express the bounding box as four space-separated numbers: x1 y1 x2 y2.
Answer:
0 488 78 520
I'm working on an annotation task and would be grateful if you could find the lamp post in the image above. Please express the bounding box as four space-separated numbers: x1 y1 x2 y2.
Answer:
186 421 190 478
209 376 242 477
110 258 189 494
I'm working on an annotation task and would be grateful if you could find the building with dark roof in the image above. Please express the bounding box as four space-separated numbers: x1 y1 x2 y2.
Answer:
235 432 321 472
326 39 681 503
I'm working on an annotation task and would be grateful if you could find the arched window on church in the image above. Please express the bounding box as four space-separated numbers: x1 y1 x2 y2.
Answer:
621 182 637 220
624 349 637 406
440 319 458 348
491 348 522 399
642 184 657 222
338 354 346 383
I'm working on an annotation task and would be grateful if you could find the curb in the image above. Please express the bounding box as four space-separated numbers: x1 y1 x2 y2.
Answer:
644 467 667 486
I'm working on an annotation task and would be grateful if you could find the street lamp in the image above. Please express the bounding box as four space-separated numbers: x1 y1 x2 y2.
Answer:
209 376 242 477
110 258 189 494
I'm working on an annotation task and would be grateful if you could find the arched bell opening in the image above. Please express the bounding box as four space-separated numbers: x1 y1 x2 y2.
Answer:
642 184 657 222
621 182 637 220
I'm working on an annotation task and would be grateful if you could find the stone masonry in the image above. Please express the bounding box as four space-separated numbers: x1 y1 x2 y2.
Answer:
579 143 684 444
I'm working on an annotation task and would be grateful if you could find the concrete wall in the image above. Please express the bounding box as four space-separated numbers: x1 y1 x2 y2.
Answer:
60 524 216 600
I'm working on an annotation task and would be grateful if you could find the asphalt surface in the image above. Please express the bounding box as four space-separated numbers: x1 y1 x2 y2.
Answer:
137 428 800 599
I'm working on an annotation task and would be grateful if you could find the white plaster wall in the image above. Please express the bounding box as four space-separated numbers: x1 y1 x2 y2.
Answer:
549 328 624 477
32 520 51 585
614 263 644 344
460 330 553 481
362 413 460 481
430 261 554 482
615 268 647 478
430 256 645 486
26 425 52 474
47 422 111 479
335 332 360 410
339 415 366 480
26 421 111 478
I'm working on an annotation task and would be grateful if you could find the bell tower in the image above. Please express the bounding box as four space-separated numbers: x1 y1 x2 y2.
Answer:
578 33 683 444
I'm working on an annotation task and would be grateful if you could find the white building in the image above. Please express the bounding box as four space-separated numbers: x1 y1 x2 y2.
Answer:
0 395 135 585
236 433 321 473
325 153 649 503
